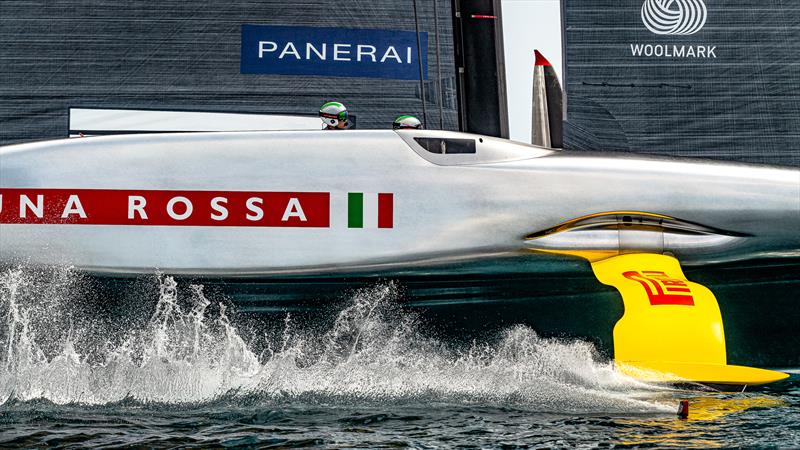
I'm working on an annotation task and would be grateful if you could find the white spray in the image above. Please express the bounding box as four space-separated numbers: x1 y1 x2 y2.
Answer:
0 268 670 413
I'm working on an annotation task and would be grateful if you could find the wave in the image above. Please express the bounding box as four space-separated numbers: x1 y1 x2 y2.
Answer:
0 268 671 413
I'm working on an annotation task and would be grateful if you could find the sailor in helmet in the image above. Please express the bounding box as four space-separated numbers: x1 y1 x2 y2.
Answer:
319 101 349 130
392 115 423 130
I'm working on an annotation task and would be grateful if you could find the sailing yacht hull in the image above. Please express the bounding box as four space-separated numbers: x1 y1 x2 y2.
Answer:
1 130 797 275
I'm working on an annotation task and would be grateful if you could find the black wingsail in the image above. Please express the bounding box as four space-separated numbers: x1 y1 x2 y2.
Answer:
561 0 800 166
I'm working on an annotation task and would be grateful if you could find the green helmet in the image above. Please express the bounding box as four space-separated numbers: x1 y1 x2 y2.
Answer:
392 115 423 130
319 101 348 128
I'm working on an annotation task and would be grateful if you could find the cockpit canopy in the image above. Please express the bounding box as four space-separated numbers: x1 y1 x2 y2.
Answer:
396 130 553 166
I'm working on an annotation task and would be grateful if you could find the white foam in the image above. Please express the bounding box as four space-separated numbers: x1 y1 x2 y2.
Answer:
0 268 671 413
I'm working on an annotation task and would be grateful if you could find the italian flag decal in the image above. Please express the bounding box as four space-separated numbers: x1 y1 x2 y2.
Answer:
348 192 393 228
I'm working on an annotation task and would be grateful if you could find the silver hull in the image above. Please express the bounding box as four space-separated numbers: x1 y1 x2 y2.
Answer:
1 129 798 276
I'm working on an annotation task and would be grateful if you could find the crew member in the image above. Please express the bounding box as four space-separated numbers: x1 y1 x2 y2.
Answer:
392 115 423 130
319 101 349 130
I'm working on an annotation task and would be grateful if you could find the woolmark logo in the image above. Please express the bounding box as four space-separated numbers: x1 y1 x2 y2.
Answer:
630 0 716 58
641 0 708 35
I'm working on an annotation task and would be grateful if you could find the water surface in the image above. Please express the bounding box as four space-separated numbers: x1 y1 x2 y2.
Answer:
1 269 797 448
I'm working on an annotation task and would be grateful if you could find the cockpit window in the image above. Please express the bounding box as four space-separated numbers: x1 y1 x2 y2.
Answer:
398 130 553 166
414 137 476 154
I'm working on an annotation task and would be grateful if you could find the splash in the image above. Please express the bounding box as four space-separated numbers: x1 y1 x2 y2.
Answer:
0 268 670 413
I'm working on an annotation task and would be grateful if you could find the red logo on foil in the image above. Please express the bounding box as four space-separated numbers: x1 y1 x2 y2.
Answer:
622 270 695 306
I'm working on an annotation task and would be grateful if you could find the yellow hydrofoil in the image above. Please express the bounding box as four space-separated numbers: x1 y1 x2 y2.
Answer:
544 251 788 385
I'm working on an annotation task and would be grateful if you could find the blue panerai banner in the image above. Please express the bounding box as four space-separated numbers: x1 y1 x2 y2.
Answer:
241 25 428 80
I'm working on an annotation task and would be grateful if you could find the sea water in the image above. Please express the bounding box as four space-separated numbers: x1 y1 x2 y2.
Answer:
0 268 797 448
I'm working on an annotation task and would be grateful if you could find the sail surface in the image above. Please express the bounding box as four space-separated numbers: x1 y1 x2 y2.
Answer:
562 0 799 166
0 0 458 145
